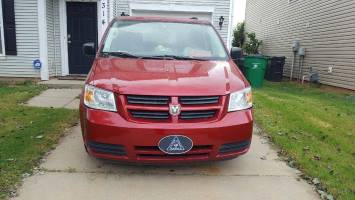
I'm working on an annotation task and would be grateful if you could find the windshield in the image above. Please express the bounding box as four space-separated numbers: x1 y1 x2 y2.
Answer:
101 20 228 60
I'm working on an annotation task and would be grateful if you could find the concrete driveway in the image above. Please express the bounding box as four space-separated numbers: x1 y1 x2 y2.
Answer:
12 125 319 200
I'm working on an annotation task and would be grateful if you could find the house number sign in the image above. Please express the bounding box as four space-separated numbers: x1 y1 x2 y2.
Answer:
101 0 108 31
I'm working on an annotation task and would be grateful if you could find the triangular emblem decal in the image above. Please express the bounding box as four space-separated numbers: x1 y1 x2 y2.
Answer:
166 136 185 152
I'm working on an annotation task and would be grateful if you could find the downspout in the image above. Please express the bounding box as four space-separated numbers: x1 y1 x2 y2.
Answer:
227 0 234 49
53 0 58 77
297 47 306 81
38 0 49 80
290 52 296 81
290 40 300 81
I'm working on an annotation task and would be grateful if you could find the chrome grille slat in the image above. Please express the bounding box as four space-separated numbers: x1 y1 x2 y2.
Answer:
179 96 219 105
127 95 170 105
180 115 214 119
180 96 219 101
181 111 216 116
180 110 217 120
129 110 169 120
128 100 168 105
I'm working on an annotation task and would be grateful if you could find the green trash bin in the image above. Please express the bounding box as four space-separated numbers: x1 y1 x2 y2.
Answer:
244 56 269 88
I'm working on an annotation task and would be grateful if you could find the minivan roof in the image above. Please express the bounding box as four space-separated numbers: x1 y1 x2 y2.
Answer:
116 16 211 25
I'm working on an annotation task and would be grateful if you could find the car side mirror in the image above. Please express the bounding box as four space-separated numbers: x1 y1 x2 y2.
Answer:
82 42 96 56
230 47 243 60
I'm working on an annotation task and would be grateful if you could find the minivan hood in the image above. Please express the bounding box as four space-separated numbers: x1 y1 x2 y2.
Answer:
89 57 248 96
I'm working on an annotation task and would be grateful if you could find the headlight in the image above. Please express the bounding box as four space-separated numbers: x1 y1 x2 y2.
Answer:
228 87 252 112
84 84 117 112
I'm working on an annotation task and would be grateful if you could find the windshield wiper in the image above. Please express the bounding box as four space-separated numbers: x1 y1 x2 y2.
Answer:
101 52 208 61
143 55 208 61
101 51 141 58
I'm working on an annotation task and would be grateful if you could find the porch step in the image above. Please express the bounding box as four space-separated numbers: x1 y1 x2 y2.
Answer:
38 78 85 89
58 75 87 81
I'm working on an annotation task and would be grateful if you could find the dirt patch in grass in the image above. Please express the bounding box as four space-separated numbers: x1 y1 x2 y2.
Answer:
0 83 78 199
254 81 355 200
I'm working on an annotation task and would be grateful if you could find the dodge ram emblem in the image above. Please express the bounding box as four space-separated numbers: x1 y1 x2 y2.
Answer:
169 104 181 116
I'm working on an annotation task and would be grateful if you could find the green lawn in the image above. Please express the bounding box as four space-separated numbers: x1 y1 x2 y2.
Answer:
254 81 355 200
0 82 78 199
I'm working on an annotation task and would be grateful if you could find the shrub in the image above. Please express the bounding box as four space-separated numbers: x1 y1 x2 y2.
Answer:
243 32 262 55
232 22 245 47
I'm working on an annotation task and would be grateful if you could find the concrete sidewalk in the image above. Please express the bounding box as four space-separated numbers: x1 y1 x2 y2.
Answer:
25 89 81 109
12 125 320 200
38 79 85 89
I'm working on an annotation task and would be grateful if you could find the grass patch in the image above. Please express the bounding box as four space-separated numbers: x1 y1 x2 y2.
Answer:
254 81 355 200
0 83 78 199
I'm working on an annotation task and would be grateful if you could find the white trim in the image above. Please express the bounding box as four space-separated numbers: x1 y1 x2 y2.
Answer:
97 1 103 43
0 0 6 57
98 0 108 41
38 0 49 80
59 0 69 76
108 0 115 22
226 0 234 50
97 2 102 42
129 3 215 15
59 0 101 76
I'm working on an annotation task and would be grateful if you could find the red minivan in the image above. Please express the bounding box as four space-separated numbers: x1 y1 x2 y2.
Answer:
80 16 253 164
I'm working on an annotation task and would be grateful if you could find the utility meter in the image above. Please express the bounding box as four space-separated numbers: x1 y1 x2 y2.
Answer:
292 40 300 52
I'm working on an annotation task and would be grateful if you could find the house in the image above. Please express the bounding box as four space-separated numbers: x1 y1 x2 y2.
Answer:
0 0 235 80
245 0 355 90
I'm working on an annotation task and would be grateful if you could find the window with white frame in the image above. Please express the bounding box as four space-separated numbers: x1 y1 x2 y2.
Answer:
0 0 17 56
0 0 5 56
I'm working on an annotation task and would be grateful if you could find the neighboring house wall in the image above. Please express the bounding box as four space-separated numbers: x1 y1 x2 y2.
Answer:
0 0 39 78
245 0 355 90
115 0 232 45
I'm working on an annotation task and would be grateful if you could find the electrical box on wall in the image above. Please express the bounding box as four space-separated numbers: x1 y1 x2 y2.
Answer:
328 65 334 73
298 47 306 57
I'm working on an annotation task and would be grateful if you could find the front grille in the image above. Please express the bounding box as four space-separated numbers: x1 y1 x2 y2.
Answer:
135 145 213 160
219 140 251 154
123 95 223 122
179 96 220 105
127 95 170 105
180 110 217 120
88 141 126 156
129 110 169 120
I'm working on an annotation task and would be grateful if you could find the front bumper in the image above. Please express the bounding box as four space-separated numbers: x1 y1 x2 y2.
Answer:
80 105 253 164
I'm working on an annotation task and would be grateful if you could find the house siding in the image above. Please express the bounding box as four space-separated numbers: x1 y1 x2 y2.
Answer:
0 0 39 78
245 0 355 90
1 0 232 79
115 0 232 45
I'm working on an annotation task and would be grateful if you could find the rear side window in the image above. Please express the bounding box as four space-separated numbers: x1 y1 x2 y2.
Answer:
102 21 228 60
